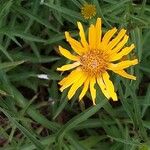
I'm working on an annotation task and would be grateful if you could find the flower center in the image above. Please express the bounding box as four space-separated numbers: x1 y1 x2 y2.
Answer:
81 4 96 19
80 50 109 76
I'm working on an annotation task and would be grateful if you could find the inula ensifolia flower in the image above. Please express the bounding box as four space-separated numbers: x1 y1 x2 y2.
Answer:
57 18 138 105
81 3 96 19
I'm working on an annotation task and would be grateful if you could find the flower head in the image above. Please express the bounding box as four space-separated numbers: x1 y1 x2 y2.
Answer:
57 18 138 105
81 4 96 19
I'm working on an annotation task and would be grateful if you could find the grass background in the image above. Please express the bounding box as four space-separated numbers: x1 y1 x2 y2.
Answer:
0 0 150 149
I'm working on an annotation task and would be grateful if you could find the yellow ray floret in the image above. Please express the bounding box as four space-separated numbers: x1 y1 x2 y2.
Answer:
97 76 110 99
57 62 80 71
68 72 87 100
111 35 129 54
79 78 90 101
57 18 138 105
107 29 126 49
102 72 118 101
89 24 97 50
95 18 102 46
101 28 117 49
59 46 79 61
77 22 88 49
110 44 135 61
108 59 138 70
89 77 96 105
112 70 136 80
65 32 84 55
59 69 82 92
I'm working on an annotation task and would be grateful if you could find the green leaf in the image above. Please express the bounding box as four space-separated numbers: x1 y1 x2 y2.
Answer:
0 107 45 150
131 27 143 61
9 85 60 131
56 99 107 148
0 27 46 43
12 5 58 33
10 51 60 63
0 44 13 61
43 2 83 21
0 0 12 19
0 60 24 70
108 135 140 146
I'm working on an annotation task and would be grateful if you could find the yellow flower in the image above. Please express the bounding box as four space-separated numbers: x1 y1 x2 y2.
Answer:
81 3 96 19
57 18 138 105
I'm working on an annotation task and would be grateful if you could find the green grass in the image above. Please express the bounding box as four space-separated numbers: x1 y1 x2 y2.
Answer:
0 0 150 150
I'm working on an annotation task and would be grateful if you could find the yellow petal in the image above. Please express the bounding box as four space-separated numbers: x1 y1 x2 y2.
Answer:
102 72 118 101
113 69 136 80
95 18 102 47
59 68 80 85
57 62 80 71
108 59 138 70
65 32 84 55
97 76 110 99
79 77 90 101
107 29 127 49
59 46 79 61
88 24 96 49
59 69 82 92
90 77 96 105
68 73 87 100
101 28 117 49
110 44 135 61
110 35 129 53
77 22 88 49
